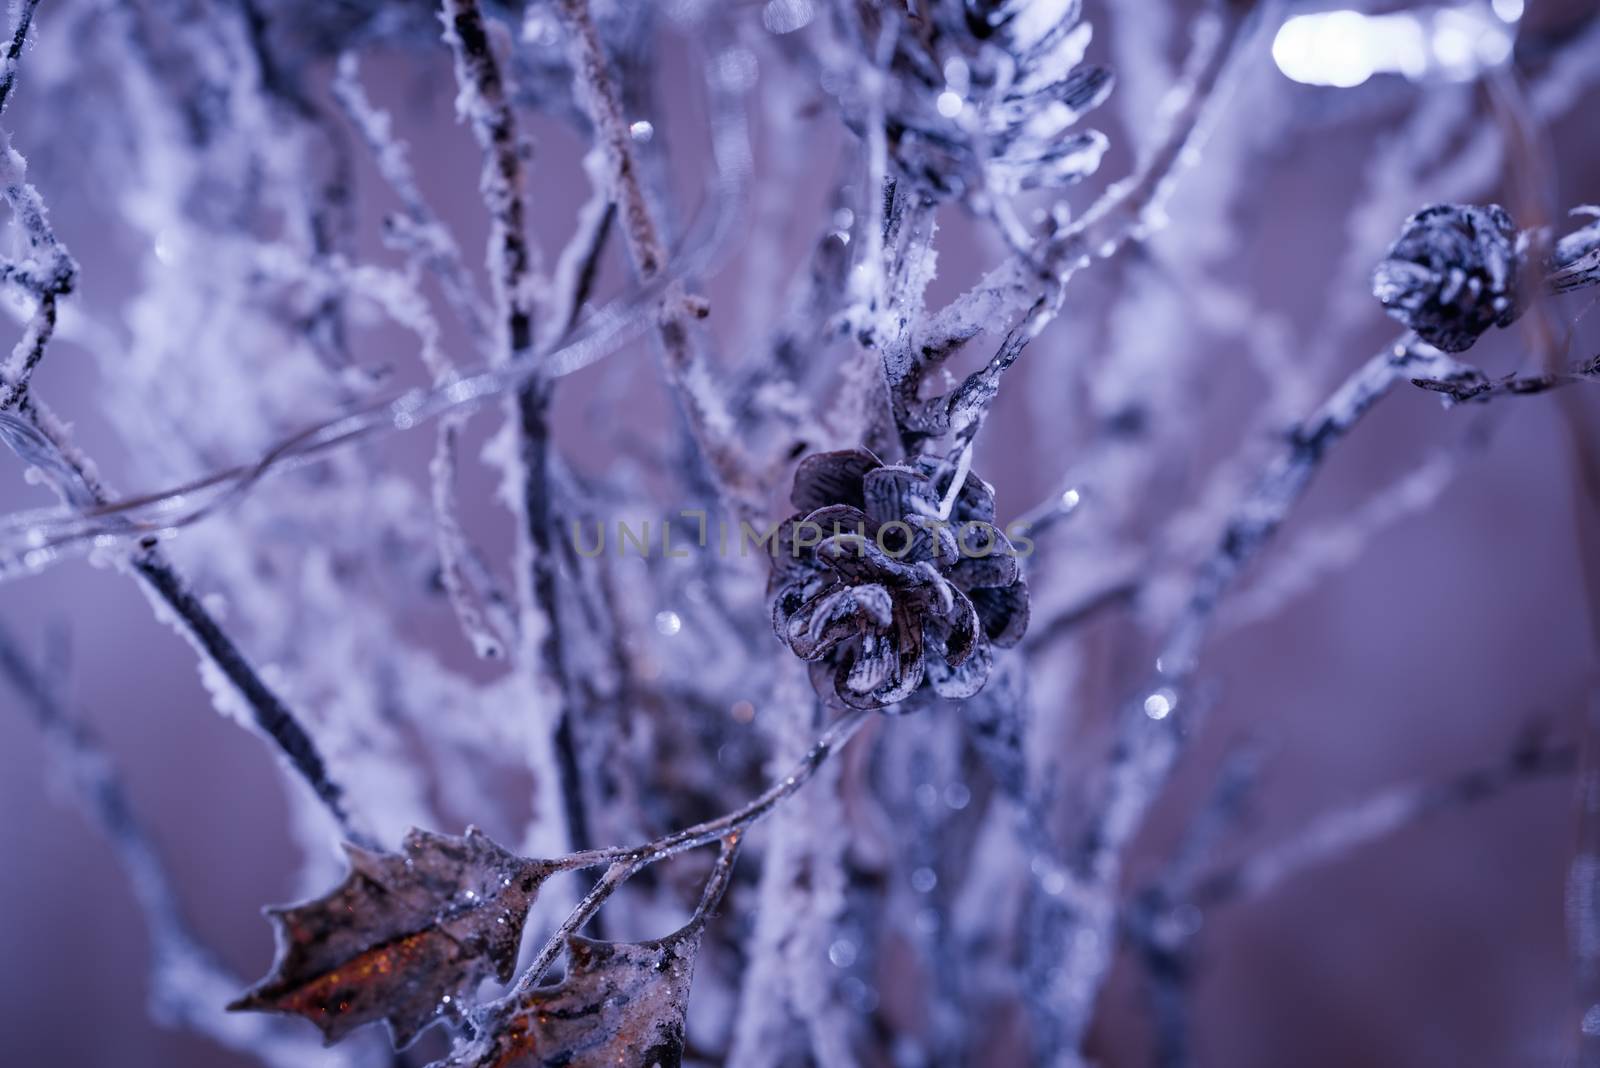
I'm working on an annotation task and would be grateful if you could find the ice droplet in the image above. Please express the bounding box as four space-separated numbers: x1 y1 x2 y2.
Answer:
1143 689 1176 720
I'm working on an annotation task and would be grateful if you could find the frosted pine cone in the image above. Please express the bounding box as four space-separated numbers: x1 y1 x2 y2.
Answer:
769 449 1029 710
872 0 1112 197
1371 203 1524 353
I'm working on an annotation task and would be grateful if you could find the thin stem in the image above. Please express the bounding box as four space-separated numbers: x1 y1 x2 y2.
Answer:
10 397 365 841
506 706 873 994
555 0 759 520
0 0 42 115
1190 735 1575 910
907 0 1267 440
442 0 598 877
0 623 353 1068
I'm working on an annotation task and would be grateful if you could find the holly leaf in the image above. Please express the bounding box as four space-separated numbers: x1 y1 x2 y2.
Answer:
230 827 555 1047
432 926 704 1068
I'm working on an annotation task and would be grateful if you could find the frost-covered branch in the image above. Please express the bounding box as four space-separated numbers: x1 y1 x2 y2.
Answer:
0 623 362 1068
1188 730 1574 910
504 704 871 995
1410 349 1600 404
555 0 759 519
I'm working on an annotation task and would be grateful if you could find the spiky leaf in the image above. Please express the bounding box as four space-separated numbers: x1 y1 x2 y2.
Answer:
434 928 704 1068
231 828 554 1047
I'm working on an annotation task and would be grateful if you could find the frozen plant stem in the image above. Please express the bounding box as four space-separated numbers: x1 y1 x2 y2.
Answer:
0 624 354 1068
0 0 41 115
554 0 760 522
904 0 1267 443
504 705 872 996
0 6 363 844
1051 334 1440 1058
1131 730 1573 1067
442 0 598 871
1189 731 1575 909
17 401 365 841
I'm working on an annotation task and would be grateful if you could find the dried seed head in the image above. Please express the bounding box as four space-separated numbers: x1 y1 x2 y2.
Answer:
769 449 1029 709
1371 203 1524 353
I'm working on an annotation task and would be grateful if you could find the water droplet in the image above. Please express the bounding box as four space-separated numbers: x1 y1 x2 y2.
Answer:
944 782 971 810
629 120 654 144
936 90 964 118
911 867 938 893
827 939 857 968
1143 689 1176 720
153 230 179 265
942 57 970 93
841 976 879 1012
654 610 682 636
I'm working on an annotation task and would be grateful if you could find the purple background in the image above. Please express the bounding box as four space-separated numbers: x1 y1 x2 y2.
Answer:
1 3 1598 1066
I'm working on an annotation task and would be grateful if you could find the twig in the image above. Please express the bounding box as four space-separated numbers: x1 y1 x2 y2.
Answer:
443 0 614 882
1410 350 1600 405
4 397 365 842
0 0 42 115
555 0 760 520
1159 336 1433 675
499 705 873 996
903 0 1267 441
1189 731 1575 908
331 51 492 352
1022 580 1141 652
1045 335 1436 1059
0 128 76 414
326 68 515 658
1129 732 1571 1067
0 11 363 844
0 623 356 1068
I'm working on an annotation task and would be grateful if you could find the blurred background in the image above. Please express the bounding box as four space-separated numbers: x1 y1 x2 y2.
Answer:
0 0 1598 1065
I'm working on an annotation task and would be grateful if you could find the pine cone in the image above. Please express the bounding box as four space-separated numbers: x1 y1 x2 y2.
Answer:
769 449 1029 710
1371 203 1524 353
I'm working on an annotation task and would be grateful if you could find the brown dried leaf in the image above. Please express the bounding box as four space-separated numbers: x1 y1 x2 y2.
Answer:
230 827 554 1048
434 926 704 1068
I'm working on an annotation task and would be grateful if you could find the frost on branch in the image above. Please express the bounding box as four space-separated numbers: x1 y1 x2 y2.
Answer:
1550 204 1600 294
874 0 1113 198
3 0 1600 1063
769 449 1028 709
232 828 555 1047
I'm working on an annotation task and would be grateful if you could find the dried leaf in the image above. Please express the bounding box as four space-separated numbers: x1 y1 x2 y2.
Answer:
231 828 554 1047
435 927 705 1068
